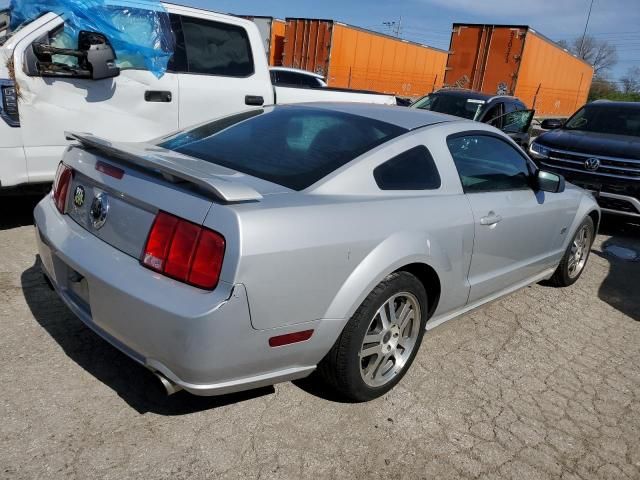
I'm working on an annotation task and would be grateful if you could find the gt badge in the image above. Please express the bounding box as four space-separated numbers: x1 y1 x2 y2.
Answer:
73 185 85 208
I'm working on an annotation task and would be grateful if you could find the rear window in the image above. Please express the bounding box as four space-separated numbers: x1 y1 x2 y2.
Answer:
158 106 407 190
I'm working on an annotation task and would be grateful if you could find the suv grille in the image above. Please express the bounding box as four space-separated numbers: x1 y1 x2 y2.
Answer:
540 147 640 180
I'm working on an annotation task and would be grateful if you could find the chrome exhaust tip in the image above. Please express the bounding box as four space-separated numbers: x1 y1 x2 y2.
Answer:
154 372 183 395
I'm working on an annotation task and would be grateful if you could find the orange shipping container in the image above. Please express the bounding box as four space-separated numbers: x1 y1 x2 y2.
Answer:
282 18 448 97
444 24 593 117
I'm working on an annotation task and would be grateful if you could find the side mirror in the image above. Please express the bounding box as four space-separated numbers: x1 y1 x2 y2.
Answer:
537 170 565 193
31 30 119 80
540 118 563 130
78 31 120 80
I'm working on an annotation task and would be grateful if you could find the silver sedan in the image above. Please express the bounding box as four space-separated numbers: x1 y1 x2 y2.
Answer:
34 103 600 401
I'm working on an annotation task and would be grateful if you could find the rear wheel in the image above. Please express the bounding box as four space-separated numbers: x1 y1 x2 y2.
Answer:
317 272 428 402
549 216 594 287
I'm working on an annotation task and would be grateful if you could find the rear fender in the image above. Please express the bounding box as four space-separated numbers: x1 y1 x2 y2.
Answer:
322 231 450 321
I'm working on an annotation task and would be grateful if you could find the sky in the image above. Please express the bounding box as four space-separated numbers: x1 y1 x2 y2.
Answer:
183 0 640 82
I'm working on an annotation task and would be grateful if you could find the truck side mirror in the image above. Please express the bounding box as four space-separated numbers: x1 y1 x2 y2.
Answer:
540 118 563 130
78 31 120 80
30 30 119 80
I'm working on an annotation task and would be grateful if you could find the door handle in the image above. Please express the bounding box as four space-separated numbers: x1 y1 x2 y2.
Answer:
145 90 172 102
480 212 503 226
245 95 264 106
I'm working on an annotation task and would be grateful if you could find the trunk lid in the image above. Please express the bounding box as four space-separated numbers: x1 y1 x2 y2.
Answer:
60 133 276 261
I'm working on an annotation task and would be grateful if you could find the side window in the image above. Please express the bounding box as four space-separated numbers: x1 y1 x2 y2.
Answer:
374 146 441 190
504 101 517 114
274 71 320 88
484 103 504 129
179 16 254 77
447 134 532 193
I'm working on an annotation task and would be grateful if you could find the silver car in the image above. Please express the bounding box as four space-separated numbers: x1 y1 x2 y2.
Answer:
34 103 600 402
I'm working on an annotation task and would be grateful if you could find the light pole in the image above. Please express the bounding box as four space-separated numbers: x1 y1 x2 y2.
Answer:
579 0 594 56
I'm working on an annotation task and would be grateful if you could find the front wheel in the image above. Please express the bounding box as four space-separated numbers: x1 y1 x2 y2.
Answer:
549 216 595 287
317 271 428 402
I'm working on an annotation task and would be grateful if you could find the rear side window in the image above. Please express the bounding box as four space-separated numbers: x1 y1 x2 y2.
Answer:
178 16 253 77
447 134 532 192
158 106 407 190
274 70 321 88
374 146 441 190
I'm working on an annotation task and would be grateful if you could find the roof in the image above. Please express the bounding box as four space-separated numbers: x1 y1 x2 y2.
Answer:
586 100 640 109
284 17 449 54
451 23 594 69
432 89 523 103
433 89 493 101
289 103 460 130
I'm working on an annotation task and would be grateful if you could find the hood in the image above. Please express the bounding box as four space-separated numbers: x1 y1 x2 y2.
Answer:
536 129 640 160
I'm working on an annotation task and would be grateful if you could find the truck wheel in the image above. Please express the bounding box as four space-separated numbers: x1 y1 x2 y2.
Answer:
317 271 428 402
549 216 595 287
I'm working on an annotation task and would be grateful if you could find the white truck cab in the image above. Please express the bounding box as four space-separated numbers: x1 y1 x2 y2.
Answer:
0 3 395 191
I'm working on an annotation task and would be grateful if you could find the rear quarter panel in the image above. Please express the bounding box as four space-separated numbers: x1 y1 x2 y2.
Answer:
223 124 476 331
228 194 474 331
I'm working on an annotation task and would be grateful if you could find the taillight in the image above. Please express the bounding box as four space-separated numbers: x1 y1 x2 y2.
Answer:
141 211 226 290
52 162 73 214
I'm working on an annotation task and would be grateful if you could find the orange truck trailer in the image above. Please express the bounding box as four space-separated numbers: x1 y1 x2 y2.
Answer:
281 18 448 97
445 24 594 117
240 16 287 66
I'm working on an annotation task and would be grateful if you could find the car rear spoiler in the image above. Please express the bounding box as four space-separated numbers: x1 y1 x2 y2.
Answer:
65 131 263 203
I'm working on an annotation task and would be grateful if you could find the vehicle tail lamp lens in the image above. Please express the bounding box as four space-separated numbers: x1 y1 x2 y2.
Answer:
269 330 315 348
52 162 73 214
142 211 226 290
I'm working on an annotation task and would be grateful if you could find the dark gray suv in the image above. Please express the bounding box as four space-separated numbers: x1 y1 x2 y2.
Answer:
411 89 535 148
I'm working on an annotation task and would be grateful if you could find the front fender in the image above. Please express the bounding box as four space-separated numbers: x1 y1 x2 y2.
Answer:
563 190 601 250
322 231 457 321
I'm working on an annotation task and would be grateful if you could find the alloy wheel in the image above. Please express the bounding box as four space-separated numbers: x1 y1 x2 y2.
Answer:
358 292 421 387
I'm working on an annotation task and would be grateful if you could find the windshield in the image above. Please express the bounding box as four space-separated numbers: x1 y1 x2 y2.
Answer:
413 94 485 120
564 105 640 137
158 106 407 190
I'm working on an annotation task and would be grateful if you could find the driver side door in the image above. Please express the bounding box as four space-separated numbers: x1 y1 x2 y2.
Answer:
13 16 179 183
447 132 569 303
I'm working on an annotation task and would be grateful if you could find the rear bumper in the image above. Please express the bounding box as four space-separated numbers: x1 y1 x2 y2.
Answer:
34 197 337 396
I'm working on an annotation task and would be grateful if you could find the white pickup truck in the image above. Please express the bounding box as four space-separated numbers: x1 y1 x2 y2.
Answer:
0 3 396 191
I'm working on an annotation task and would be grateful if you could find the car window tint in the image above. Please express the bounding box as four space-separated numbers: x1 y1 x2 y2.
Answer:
447 134 532 192
180 16 253 77
158 106 407 191
274 70 320 87
484 104 503 128
374 146 441 190
504 102 517 114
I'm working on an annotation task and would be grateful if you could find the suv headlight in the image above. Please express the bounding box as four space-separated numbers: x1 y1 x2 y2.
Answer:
529 142 549 159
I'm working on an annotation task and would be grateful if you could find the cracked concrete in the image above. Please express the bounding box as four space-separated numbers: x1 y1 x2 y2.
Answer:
1 198 639 479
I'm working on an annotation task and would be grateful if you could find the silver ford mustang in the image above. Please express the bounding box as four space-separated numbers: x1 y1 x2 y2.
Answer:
34 103 600 402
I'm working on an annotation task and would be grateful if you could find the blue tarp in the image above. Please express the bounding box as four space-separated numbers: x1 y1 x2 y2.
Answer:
10 0 174 77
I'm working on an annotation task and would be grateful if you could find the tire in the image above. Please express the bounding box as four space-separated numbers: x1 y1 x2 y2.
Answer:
317 271 428 402
548 216 595 287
